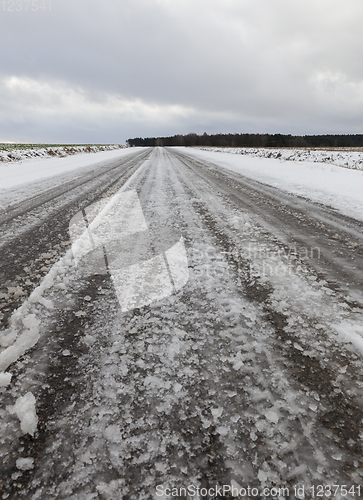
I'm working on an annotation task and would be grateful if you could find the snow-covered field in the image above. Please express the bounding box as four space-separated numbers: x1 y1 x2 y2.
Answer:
181 147 363 223
197 146 363 171
0 144 123 164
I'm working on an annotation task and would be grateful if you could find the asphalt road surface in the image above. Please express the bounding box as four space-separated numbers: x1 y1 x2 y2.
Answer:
1 147 363 499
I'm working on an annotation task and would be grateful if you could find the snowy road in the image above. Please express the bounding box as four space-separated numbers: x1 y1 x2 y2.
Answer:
1 147 363 499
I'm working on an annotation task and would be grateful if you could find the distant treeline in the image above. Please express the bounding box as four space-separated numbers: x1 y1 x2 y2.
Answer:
126 133 363 148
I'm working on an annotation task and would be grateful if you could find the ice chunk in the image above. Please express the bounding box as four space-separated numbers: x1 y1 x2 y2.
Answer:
74 310 87 317
104 424 122 443
0 329 17 348
7 392 38 436
211 407 223 419
216 426 229 436
0 371 12 387
173 383 182 393
29 289 54 309
0 321 40 372
96 479 125 496
22 314 40 330
258 469 268 483
233 359 244 370
7 286 25 298
265 409 279 424
83 335 96 346
16 457 34 470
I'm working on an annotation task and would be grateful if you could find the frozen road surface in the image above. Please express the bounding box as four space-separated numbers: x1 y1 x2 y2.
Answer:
1 147 363 499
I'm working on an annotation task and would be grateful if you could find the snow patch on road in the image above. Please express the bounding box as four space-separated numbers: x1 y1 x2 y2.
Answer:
332 322 363 355
16 457 34 470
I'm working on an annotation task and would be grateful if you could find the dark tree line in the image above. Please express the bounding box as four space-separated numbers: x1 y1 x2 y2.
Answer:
127 133 363 148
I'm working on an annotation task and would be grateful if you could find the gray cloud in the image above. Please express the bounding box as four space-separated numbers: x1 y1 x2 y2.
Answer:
1 0 363 142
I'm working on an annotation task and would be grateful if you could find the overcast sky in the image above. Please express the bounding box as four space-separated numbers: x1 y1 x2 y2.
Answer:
1 0 363 144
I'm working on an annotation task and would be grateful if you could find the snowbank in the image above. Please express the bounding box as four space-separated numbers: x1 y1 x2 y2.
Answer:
0 144 123 164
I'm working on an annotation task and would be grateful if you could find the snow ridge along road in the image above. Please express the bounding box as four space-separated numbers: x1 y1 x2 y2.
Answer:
1 147 363 498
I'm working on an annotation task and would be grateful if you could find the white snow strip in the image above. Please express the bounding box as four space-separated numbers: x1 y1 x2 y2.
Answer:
332 322 363 355
0 315 41 372
0 180 147 375
0 144 121 165
0 252 73 372
165 236 189 291
7 392 38 436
